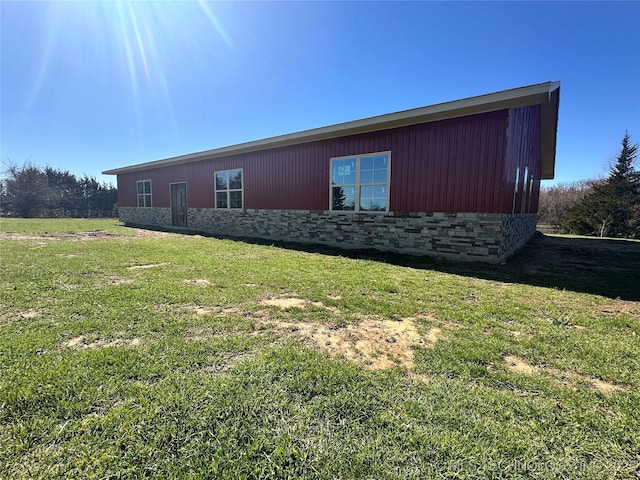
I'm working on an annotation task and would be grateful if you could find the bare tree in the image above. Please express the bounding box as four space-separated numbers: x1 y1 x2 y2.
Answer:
538 180 594 230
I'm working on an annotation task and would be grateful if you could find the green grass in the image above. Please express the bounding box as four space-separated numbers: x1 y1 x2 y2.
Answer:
1 218 638 479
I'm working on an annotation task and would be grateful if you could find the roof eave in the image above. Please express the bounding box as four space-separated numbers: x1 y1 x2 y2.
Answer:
539 83 560 180
103 81 561 176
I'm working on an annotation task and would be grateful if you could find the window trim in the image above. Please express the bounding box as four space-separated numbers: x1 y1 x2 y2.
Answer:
329 151 391 213
136 179 152 208
214 168 244 210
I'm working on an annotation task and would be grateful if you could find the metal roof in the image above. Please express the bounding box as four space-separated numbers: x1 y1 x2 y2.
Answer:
103 81 560 179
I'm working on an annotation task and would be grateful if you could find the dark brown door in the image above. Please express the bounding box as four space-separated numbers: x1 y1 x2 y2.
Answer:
170 183 187 227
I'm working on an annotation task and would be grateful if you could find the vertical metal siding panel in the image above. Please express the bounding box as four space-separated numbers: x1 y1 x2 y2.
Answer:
389 133 401 211
491 117 503 211
473 120 485 211
481 119 493 212
451 124 462 211
502 105 541 213
116 109 511 214
432 125 444 211
448 124 459 211
495 116 508 212
116 175 132 206
412 128 424 212
461 122 472 211
530 105 542 213
446 127 457 211
462 121 473 211
402 130 411 211
426 126 437 210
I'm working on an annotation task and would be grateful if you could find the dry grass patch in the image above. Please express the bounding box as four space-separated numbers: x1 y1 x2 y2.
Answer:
599 299 640 317
104 276 134 286
504 355 538 375
183 279 211 286
508 330 535 339
63 336 141 350
261 297 308 308
503 355 625 396
184 301 440 370
260 297 333 310
131 228 178 238
185 305 245 317
19 309 41 320
0 231 123 241
127 263 168 270
262 317 438 371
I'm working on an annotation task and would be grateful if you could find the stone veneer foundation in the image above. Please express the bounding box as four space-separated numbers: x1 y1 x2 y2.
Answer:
118 207 537 263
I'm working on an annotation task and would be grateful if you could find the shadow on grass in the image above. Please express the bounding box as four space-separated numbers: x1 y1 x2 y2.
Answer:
126 223 640 301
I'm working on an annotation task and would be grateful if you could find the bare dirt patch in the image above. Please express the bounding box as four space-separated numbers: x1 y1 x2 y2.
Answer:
103 276 134 286
505 355 538 375
127 263 168 270
588 378 624 396
131 228 178 238
264 317 437 370
64 336 141 350
261 298 308 308
186 305 244 317
183 301 437 370
259 297 332 310
183 279 211 286
19 309 40 320
0 231 124 242
508 330 537 339
599 299 640 317
503 355 625 395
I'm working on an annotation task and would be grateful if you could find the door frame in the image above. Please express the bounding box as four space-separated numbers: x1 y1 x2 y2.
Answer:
169 181 188 227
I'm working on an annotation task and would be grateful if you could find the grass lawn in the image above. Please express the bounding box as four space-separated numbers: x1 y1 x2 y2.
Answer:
1 218 638 479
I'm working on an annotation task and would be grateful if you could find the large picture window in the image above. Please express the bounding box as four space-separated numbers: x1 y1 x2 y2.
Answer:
136 180 152 207
215 169 243 209
330 152 390 212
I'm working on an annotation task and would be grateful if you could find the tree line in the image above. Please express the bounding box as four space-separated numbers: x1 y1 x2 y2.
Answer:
0 162 117 218
538 133 639 239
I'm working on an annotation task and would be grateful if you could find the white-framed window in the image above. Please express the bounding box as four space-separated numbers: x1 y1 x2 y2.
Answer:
215 169 243 209
137 180 152 207
330 151 390 212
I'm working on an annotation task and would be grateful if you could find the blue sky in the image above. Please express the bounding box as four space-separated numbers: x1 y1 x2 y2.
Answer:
1 1 639 186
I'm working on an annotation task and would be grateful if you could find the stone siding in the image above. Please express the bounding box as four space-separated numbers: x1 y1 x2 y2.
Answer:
119 207 537 263
498 214 538 261
119 206 171 227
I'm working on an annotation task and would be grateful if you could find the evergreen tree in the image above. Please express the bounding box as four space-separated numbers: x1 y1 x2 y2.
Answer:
562 133 639 238
332 187 347 210
1 161 117 218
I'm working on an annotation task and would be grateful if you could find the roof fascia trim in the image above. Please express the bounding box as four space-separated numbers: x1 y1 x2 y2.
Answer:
103 82 559 175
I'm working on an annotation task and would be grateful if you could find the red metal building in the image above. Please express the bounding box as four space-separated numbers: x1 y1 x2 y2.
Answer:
104 82 560 262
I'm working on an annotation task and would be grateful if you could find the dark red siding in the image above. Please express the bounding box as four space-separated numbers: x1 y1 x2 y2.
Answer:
502 105 542 214
117 110 510 213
